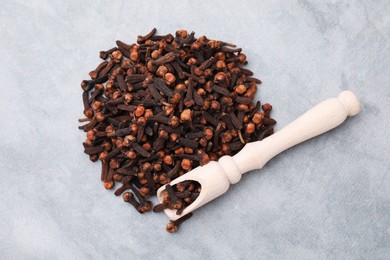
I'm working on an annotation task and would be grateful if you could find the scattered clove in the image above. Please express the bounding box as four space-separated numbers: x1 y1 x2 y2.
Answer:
78 28 276 233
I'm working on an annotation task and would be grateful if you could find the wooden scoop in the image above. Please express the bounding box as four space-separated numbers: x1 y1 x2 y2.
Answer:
157 91 361 220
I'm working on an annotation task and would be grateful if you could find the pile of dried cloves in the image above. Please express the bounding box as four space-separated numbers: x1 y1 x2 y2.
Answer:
78 28 276 233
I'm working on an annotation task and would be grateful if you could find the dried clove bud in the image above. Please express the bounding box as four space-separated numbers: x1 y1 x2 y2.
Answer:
78 28 277 233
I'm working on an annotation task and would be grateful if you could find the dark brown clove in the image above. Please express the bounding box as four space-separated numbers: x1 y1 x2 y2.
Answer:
153 78 173 97
89 61 108 79
166 213 193 233
152 52 176 66
79 29 277 233
137 28 157 44
100 47 118 60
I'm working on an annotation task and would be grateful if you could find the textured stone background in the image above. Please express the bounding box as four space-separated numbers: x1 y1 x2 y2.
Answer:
0 0 389 259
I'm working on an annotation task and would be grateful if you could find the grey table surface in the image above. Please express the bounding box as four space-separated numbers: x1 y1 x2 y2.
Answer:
1 0 389 259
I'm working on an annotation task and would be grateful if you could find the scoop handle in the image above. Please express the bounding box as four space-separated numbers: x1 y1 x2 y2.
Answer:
232 91 360 174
